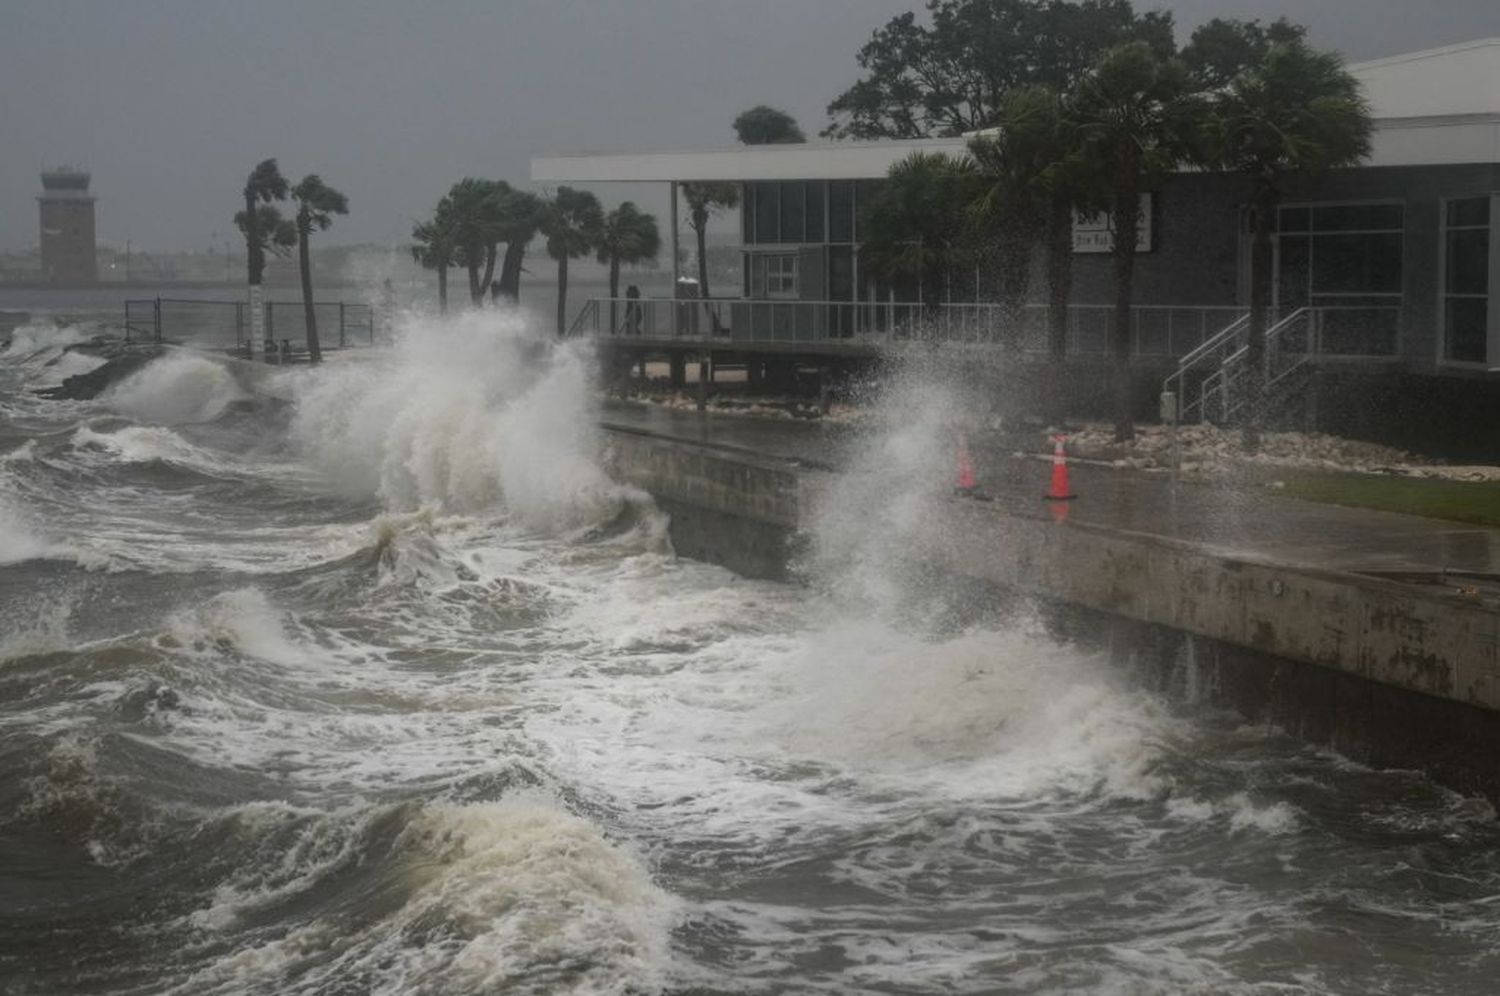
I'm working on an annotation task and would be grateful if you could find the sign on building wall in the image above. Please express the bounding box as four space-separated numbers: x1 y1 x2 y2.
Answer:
1073 193 1154 253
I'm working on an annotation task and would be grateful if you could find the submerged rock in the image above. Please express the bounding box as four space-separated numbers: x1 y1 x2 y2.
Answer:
33 339 168 400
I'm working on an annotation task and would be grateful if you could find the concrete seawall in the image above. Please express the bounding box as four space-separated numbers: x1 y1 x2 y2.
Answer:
602 420 1500 799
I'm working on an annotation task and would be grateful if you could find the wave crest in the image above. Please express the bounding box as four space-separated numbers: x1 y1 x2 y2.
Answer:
105 352 247 425
290 311 625 531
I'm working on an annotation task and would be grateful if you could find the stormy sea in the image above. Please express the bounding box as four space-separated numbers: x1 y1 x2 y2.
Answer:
4 312 1500 996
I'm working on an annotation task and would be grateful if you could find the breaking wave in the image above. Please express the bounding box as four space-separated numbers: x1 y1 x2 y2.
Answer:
289 310 636 530
105 351 248 425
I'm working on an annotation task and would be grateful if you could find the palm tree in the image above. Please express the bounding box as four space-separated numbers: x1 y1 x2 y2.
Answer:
238 159 291 285
233 204 296 281
411 195 457 315
445 178 507 305
1073 42 1199 440
1210 41 1371 448
679 182 739 300
494 187 546 303
236 159 295 351
290 174 349 363
541 186 604 336
967 87 1069 348
596 202 661 331
858 151 976 316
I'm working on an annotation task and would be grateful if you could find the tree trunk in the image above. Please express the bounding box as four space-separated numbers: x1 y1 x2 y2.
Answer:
556 256 569 337
298 225 322 364
996 225 1036 352
245 192 263 285
1046 194 1073 360
498 243 525 302
467 253 481 305
609 256 620 333
1242 183 1275 452
1109 167 1140 442
694 219 711 299
437 264 448 316
481 244 498 299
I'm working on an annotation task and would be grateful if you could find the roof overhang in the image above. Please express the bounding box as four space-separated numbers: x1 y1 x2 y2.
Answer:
531 115 1499 184
1367 114 1500 168
533 38 1500 184
532 138 969 183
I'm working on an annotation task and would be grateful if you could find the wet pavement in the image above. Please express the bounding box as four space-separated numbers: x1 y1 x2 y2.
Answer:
600 401 1500 579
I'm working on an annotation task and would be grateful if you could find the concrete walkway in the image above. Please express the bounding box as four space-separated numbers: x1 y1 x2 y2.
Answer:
600 401 1500 580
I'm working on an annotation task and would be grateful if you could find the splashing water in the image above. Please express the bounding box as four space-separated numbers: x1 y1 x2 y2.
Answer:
4 312 1500 996
288 309 634 531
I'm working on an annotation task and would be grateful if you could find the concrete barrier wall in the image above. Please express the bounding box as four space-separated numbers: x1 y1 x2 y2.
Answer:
603 424 1500 795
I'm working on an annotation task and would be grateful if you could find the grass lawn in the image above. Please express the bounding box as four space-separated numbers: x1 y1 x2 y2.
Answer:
1268 470 1500 528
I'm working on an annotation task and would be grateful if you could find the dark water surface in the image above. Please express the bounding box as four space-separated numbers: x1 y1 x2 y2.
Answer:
3 318 1500 995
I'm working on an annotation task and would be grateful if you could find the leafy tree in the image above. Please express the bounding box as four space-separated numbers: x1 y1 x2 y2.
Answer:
596 202 661 330
1208 40 1370 448
733 105 807 144
290 174 349 363
679 182 740 300
541 186 604 336
411 196 457 315
966 86 1079 348
445 178 508 305
1181 17 1306 88
493 186 546 303
824 0 1173 139
234 203 296 284
596 202 661 291
236 159 295 287
858 151 977 314
1072 41 1199 440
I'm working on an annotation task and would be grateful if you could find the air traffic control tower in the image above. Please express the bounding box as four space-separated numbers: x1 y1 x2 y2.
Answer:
38 169 97 283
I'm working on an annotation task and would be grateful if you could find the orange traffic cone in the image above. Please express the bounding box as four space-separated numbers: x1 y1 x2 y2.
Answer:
1043 434 1077 502
955 435 977 493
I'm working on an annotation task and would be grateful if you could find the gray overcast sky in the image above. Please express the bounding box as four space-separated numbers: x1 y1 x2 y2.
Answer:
3 0 1498 252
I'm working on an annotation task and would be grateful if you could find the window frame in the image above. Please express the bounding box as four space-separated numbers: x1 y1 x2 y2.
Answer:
764 252 798 299
1437 193 1497 369
1275 198 1406 305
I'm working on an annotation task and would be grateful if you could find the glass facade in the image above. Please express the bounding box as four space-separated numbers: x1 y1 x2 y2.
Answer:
1276 202 1404 354
1443 196 1490 364
743 181 861 313
745 180 856 247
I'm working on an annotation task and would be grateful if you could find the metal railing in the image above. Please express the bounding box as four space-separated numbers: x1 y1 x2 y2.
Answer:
1164 312 1250 422
265 301 374 351
123 297 374 355
568 296 1247 358
1181 305 1402 424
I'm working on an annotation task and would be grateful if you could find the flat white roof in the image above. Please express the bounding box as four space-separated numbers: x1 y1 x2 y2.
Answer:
533 38 1500 182
1349 37 1500 120
533 137 969 183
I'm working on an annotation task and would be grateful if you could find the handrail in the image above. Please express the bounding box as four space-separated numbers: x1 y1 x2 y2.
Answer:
1176 313 1250 372
569 296 1245 355
1165 312 1250 422
566 298 599 337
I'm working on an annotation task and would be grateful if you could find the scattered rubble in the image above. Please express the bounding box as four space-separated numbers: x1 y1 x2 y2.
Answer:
1056 422 1500 482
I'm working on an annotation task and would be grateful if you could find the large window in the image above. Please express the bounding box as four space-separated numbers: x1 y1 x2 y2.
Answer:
766 254 797 297
1443 196 1490 364
748 253 798 298
746 181 830 245
829 181 855 243
1276 202 1404 302
1276 202 1404 354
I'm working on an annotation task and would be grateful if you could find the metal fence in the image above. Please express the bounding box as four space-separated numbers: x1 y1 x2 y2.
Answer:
124 297 375 356
570 297 1249 359
572 296 1407 362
